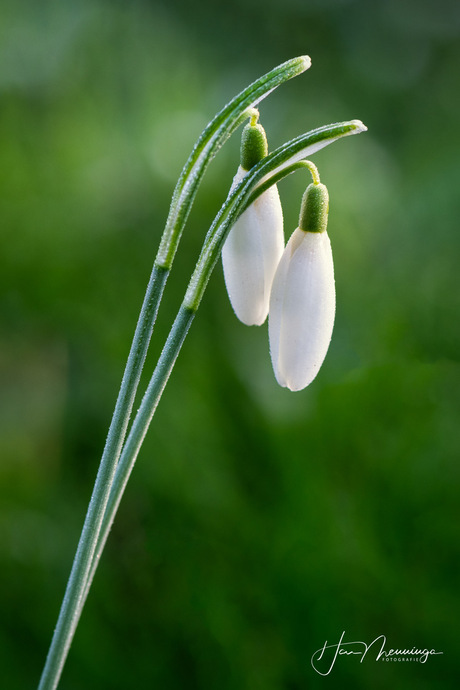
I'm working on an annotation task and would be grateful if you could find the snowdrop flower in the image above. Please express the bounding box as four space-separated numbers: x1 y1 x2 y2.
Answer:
269 181 335 391
222 119 284 326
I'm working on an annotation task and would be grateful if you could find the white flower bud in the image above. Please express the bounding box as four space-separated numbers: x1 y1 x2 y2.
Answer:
222 119 284 326
268 183 335 391
222 166 284 326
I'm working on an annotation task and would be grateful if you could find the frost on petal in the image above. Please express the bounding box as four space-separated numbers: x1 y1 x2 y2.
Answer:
269 229 335 391
222 182 284 326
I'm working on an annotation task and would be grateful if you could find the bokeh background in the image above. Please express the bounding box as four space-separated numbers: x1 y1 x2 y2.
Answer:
1 0 459 688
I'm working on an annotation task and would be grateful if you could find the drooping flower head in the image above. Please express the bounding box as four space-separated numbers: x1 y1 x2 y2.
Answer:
269 179 335 391
222 116 284 326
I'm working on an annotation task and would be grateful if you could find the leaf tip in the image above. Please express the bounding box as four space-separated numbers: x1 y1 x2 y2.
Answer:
299 55 312 71
350 119 368 133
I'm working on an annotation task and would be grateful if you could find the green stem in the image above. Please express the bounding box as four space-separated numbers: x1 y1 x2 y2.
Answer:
37 56 311 690
37 265 167 690
302 160 321 185
78 307 196 610
93 304 196 551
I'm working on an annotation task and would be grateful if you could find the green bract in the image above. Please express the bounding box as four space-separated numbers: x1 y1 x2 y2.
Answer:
299 182 330 233
240 121 269 170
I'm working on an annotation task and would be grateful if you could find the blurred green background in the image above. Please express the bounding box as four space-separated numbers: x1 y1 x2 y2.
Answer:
1 0 459 688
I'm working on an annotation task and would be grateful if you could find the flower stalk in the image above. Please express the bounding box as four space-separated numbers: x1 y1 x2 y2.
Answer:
37 55 311 690
37 54 366 690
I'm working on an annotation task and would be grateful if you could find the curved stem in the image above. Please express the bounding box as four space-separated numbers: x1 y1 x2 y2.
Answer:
302 160 321 185
37 56 312 690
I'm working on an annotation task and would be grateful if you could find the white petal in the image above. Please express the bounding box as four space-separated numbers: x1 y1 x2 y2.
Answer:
267 231 300 386
230 165 247 191
222 174 284 326
269 229 335 391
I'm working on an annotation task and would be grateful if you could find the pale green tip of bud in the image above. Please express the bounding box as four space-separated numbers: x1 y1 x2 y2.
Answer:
299 182 329 233
240 122 268 171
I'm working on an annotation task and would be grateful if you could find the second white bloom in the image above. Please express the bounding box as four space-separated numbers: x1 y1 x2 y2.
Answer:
269 182 336 391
